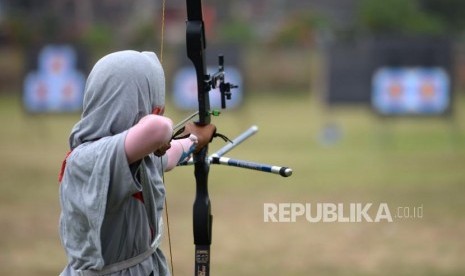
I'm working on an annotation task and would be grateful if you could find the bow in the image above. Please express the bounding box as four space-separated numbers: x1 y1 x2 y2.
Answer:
180 1 293 274
185 0 236 275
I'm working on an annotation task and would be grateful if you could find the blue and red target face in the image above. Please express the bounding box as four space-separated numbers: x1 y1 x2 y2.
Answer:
372 67 450 115
23 44 86 113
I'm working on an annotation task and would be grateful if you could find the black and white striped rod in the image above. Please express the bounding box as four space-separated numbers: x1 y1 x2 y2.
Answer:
210 156 293 177
177 125 293 177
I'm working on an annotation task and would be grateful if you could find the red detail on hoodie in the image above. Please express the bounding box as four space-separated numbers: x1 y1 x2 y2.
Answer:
58 151 72 183
152 106 165 115
132 191 144 203
132 191 155 239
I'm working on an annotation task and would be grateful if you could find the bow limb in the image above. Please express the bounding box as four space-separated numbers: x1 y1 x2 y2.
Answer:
186 0 212 275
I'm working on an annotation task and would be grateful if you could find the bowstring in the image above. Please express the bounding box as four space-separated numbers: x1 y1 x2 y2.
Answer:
160 0 166 64
163 173 174 276
159 0 175 274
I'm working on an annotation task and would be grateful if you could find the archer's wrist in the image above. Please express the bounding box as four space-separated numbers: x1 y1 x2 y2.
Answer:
175 134 198 163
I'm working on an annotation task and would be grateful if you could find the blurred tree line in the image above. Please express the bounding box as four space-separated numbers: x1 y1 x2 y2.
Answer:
355 0 465 37
2 0 465 94
0 0 159 56
2 0 465 51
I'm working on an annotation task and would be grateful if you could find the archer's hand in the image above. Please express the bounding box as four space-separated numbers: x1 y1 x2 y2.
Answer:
183 122 216 152
154 143 171 157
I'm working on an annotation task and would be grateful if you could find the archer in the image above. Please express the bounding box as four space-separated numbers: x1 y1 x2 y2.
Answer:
58 50 215 276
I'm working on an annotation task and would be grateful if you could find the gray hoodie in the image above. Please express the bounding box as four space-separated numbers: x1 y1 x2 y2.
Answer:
59 50 169 276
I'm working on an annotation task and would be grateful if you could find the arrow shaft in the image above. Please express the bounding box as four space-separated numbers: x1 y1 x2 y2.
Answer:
211 125 258 158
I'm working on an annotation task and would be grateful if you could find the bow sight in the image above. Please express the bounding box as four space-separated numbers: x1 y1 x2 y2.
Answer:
210 55 238 109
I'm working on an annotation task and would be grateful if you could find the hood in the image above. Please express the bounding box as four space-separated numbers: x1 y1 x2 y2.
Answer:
69 50 165 149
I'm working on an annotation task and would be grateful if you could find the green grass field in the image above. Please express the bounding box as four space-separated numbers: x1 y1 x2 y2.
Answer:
0 92 464 275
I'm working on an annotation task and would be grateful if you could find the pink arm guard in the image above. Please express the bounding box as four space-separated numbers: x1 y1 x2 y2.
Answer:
125 114 173 164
